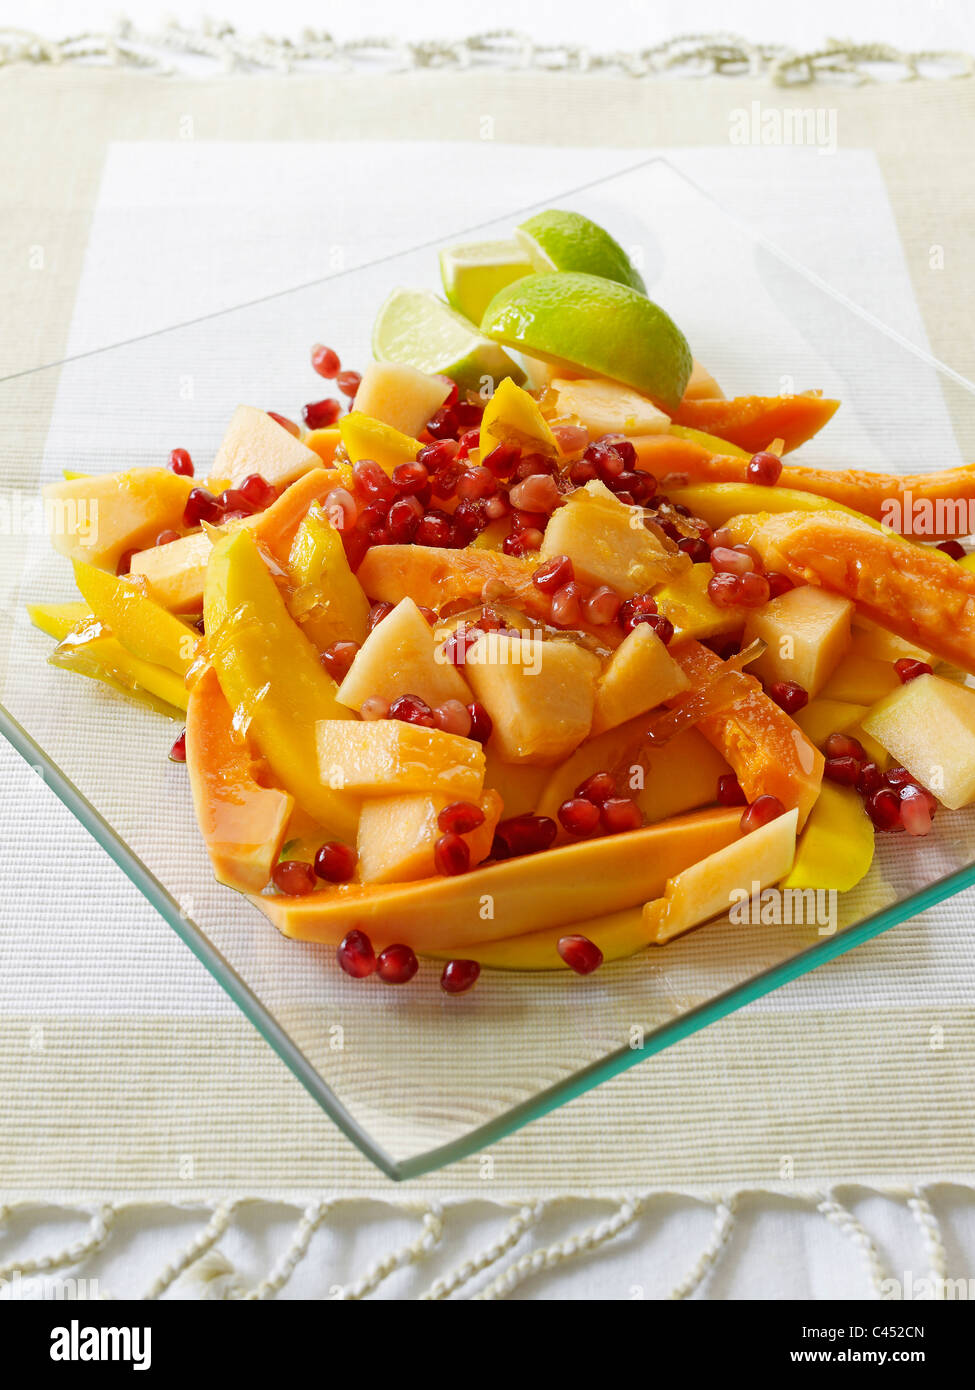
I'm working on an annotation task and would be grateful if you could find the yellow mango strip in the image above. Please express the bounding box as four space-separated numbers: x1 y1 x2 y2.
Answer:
73 560 200 677
667 425 748 457
49 616 188 714
479 376 557 462
204 528 359 839
26 601 90 642
783 783 874 894
252 808 743 952
287 503 370 648
665 482 850 532
338 412 422 473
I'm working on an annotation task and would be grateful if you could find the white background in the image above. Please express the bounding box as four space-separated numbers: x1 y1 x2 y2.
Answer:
4 0 975 1301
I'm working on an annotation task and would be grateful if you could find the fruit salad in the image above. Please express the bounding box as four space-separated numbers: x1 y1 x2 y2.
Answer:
32 210 975 994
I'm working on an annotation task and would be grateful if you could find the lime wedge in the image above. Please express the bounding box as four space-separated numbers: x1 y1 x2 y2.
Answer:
481 272 691 414
439 239 534 325
372 288 524 394
516 210 646 293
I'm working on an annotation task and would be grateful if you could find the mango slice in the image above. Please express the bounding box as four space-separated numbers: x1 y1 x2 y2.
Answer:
483 751 550 818
783 783 873 893
72 560 200 676
643 807 798 944
287 502 371 651
355 544 553 625
819 653 900 706
204 528 358 838
338 412 423 473
26 601 90 641
304 428 342 465
253 807 744 952
317 720 484 799
792 697 868 749
665 483 848 531
43 468 193 571
186 668 294 892
655 563 745 644
48 616 188 715
479 376 557 462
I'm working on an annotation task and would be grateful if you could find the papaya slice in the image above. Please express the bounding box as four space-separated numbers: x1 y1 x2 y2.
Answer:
633 443 975 538
186 667 294 893
253 807 744 952
355 544 551 622
669 392 839 454
725 509 975 675
668 640 824 829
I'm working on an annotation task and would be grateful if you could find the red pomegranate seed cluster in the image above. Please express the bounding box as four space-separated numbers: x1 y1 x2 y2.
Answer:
182 474 276 529
556 770 642 838
822 732 937 835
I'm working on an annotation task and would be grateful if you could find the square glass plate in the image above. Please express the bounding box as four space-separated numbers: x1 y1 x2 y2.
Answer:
3 158 975 1180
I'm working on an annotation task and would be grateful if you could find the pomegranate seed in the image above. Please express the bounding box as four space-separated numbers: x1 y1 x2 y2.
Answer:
360 695 390 721
238 473 276 509
636 613 675 645
440 959 480 994
937 540 966 560
272 860 317 895
426 405 458 440
766 571 794 599
746 450 783 486
768 680 809 714
825 755 861 786
368 601 394 631
558 797 601 837
707 572 743 608
605 436 636 467
456 466 497 500
183 487 224 528
711 545 755 576
600 797 643 833
824 732 867 763
455 428 482 461
442 625 478 668
736 572 771 607
168 447 194 476
533 554 574 594
884 766 916 788
568 458 598 486
268 410 301 437
311 344 341 378
303 398 341 429
417 606 437 626
495 814 557 857
550 582 585 627
219 487 258 516
337 929 375 979
484 494 510 522
584 586 621 626
431 461 461 499
392 460 430 496
314 841 357 883
867 787 902 831
899 784 934 836
438 801 485 835
437 378 459 407
717 773 748 806
323 486 357 531
336 370 361 398
467 702 493 745
155 528 180 546
895 658 933 683
575 771 617 804
618 593 658 632
376 943 419 985
387 494 423 542
511 508 548 534
116 548 137 576
415 510 453 547
489 834 511 861
740 795 786 833
857 762 885 797
678 536 711 564
169 728 187 762
552 423 589 454
482 441 521 477
509 473 561 514
557 935 604 975
435 832 471 876
455 400 483 430
583 440 623 482
433 699 472 737
321 640 359 681
353 458 396 504
613 470 652 502
417 439 459 470
389 693 435 727
452 498 489 540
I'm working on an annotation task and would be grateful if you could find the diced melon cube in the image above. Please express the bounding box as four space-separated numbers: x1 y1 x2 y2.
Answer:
637 726 730 824
482 751 550 818
861 673 975 808
539 481 687 598
353 363 451 438
130 530 214 612
336 597 470 712
356 788 502 884
208 405 320 491
43 468 193 571
745 584 853 697
316 720 485 799
463 631 600 764
552 377 670 437
820 653 900 705
793 697 868 749
850 615 933 665
590 624 689 736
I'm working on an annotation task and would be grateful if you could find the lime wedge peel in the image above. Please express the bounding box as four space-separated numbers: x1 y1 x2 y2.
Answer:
516 210 647 294
372 287 525 394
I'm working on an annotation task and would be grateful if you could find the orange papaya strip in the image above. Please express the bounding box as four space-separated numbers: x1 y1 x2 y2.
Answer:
356 544 554 625
667 640 823 829
632 440 975 538
186 667 294 893
669 393 839 454
726 510 975 675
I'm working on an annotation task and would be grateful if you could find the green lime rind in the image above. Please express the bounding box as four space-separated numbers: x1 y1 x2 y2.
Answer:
372 287 524 394
480 272 692 414
516 210 647 294
439 238 534 325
